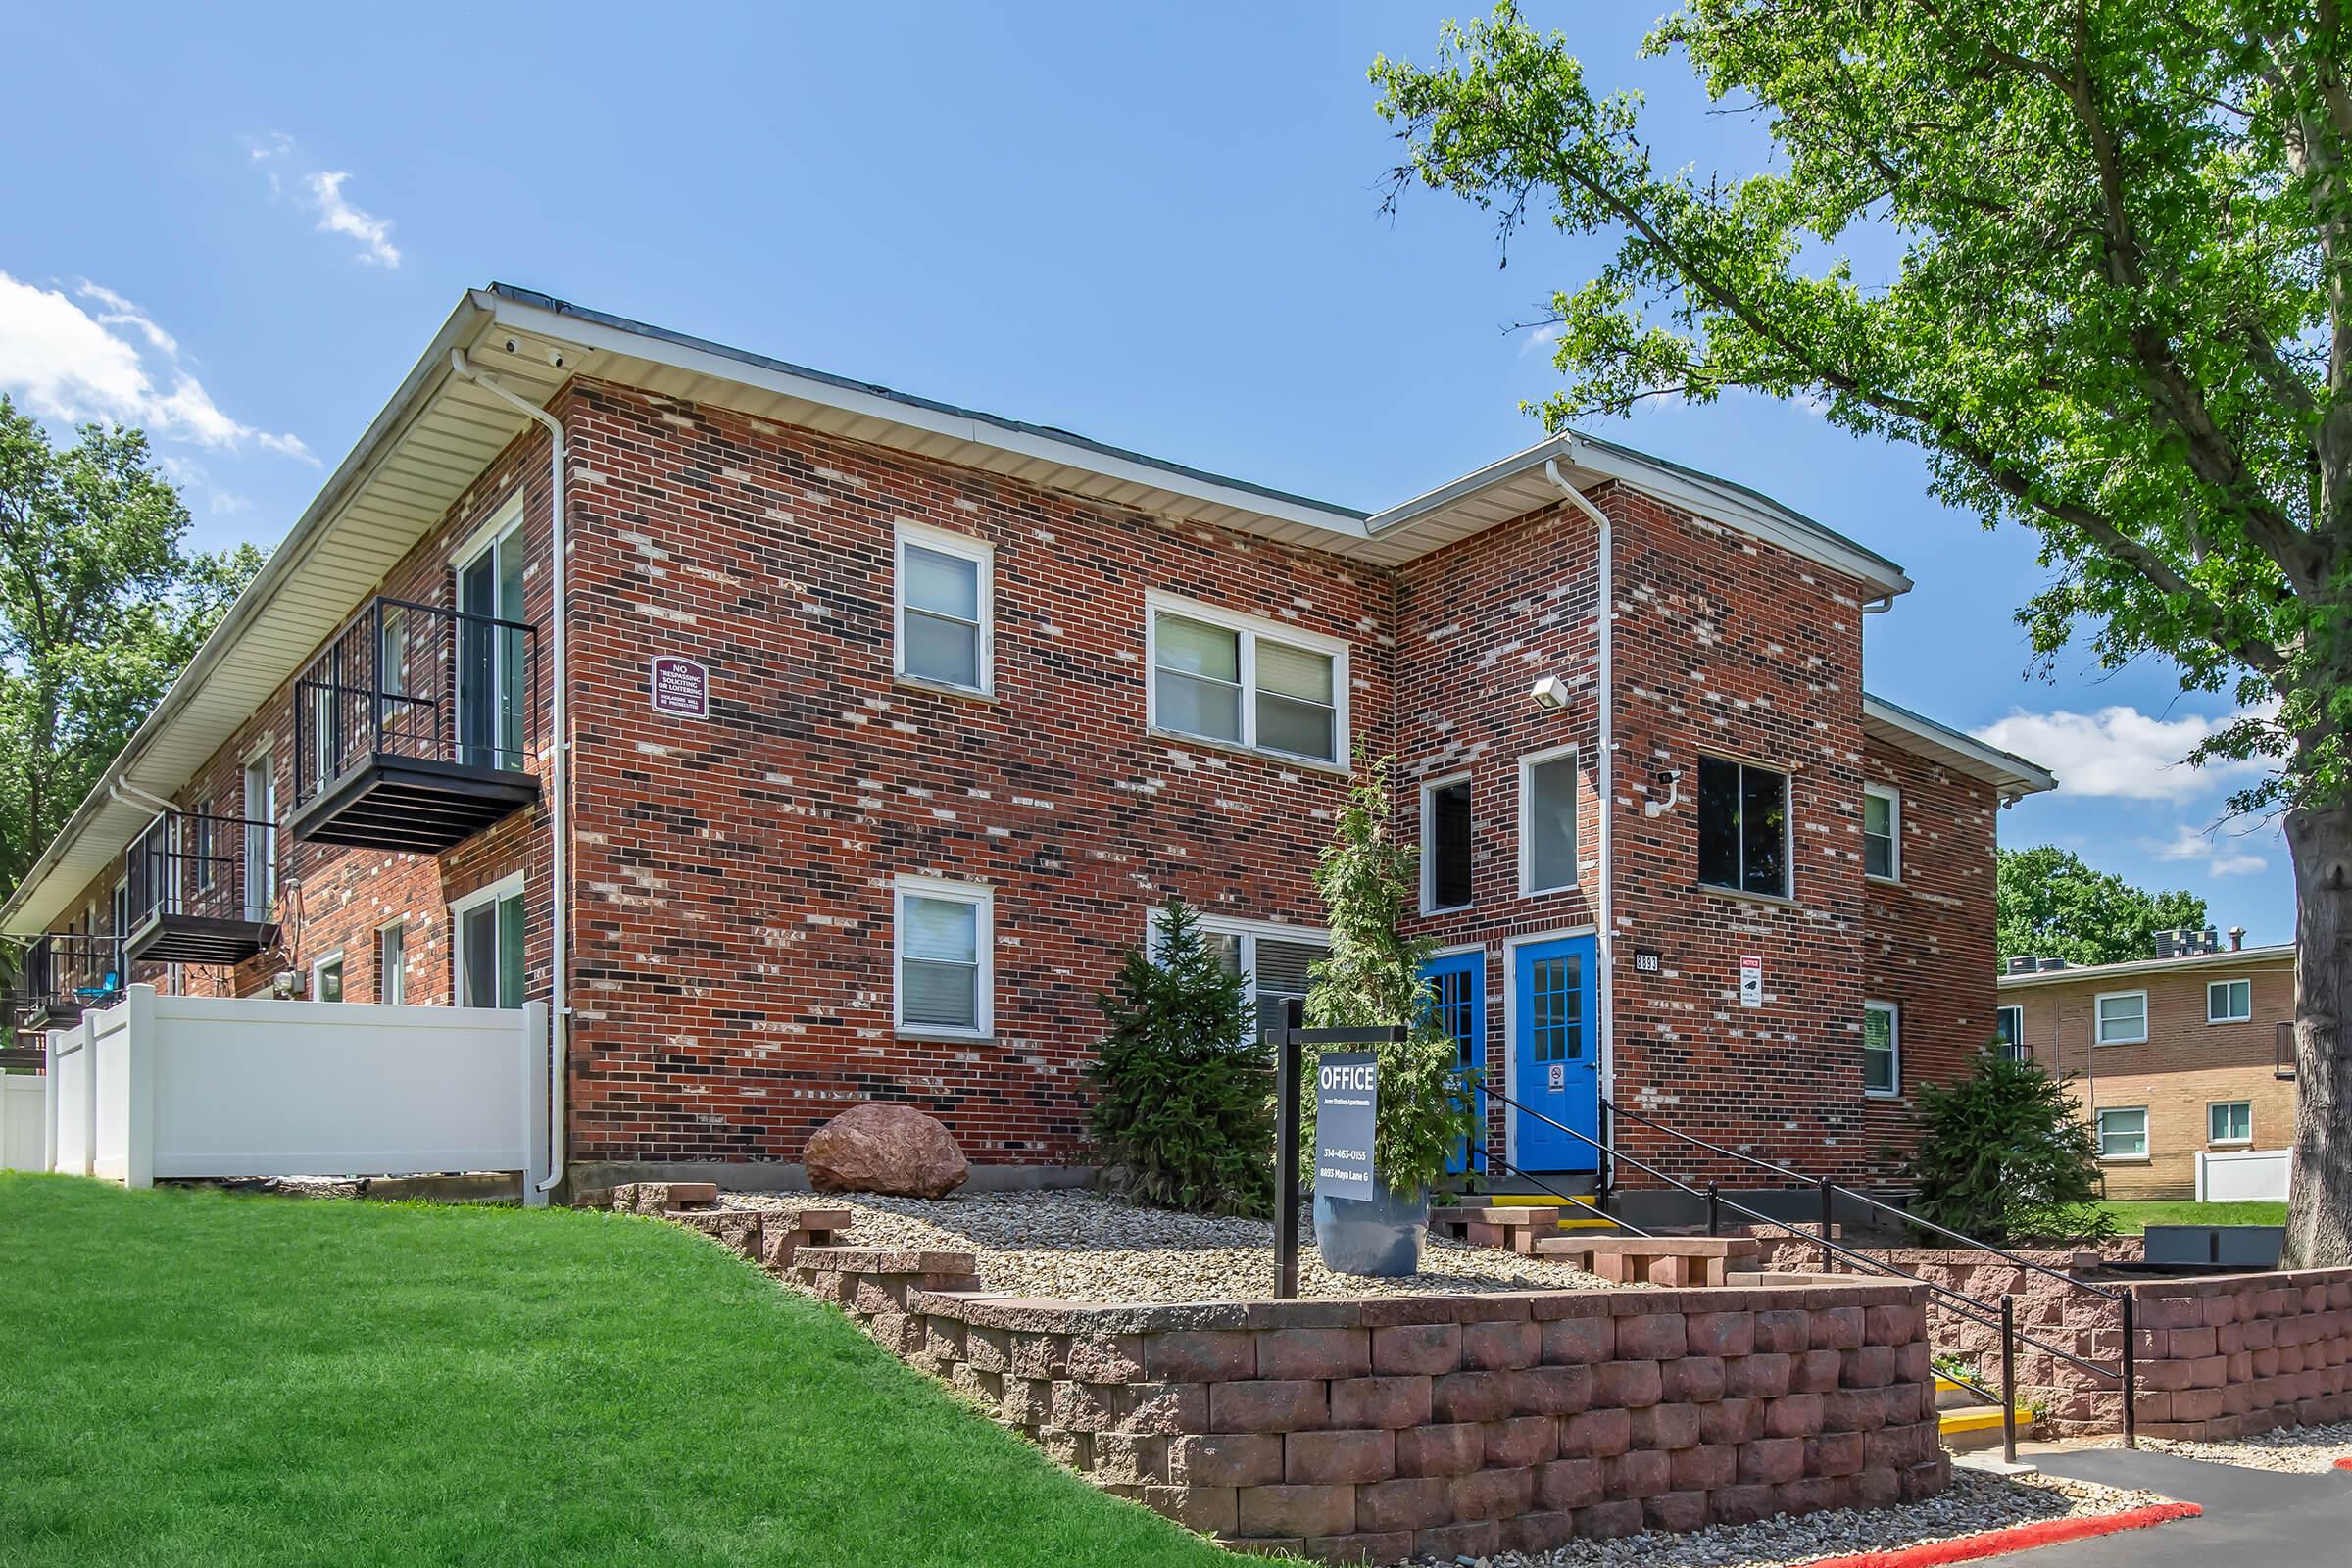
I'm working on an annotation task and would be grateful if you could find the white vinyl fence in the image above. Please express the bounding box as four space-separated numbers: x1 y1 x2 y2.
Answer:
1 1073 45 1171
2196 1146 2293 1203
43 985 551 1203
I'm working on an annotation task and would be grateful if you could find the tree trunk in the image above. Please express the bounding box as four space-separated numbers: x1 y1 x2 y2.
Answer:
2284 806 2352 1268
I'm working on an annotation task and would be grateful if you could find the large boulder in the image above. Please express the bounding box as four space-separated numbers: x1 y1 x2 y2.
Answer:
804 1103 969 1199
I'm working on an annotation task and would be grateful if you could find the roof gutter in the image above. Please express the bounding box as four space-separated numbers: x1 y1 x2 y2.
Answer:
449 348 566 1205
1 295 495 935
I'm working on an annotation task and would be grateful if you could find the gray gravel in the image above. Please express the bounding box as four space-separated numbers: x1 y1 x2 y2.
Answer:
1402 1469 2174 1567
2133 1418 2352 1474
723 1188 1619 1301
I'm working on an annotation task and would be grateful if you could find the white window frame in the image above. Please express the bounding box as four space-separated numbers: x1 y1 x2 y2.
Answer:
2094 989 2149 1045
1695 753 1796 902
2207 1100 2253 1146
1862 1000 1901 1098
1144 591 1349 765
894 874 994 1039
450 871 526 1010
377 918 407 1006
1862 784 1901 883
241 745 277 922
2096 1105 2149 1160
450 495 528 772
1516 744 1582 898
1994 1004 2026 1061
310 951 345 1003
1420 771 1475 914
893 521 994 696
2206 977 2253 1024
1177 910 1331 1035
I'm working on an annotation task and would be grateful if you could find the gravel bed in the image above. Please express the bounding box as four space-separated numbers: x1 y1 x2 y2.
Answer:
1396 1469 2174 1567
2133 1418 2352 1473
723 1188 1620 1301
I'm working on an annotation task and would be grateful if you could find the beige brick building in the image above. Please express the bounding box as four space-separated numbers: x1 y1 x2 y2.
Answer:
1997 934 2296 1200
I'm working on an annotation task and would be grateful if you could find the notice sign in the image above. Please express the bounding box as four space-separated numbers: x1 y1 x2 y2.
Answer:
1739 954 1764 1008
1314 1052 1379 1200
649 656 710 719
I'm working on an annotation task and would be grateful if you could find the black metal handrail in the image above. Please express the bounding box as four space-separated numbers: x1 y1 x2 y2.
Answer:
125 809 276 930
292 594 542 806
12 932 124 1023
1601 1096 2122 1301
1493 1083 2135 1452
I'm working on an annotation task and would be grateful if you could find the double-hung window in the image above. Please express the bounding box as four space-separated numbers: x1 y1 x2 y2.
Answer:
2095 990 2148 1045
1697 756 1792 899
1184 914 1329 1043
1863 1001 1900 1097
1863 785 1900 881
312 953 345 1003
378 920 407 1005
895 524 992 694
1422 774 1474 911
2207 978 2252 1023
2096 1106 2148 1159
1147 595 1346 764
2208 1101 2252 1145
896 876 992 1037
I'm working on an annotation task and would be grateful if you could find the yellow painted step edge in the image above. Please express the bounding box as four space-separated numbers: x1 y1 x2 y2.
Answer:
1938 1408 2030 1434
1554 1217 1619 1231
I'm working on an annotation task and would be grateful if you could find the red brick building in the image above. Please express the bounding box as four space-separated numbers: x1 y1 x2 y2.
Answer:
2 286 2052 1195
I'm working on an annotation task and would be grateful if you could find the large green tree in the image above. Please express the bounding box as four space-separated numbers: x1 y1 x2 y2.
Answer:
1372 2 2352 1263
0 398 265 898
1997 846 2210 967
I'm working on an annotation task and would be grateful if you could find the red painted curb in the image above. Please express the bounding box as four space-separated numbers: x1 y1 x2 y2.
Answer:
2333 1456 2352 1472
1795 1501 2202 1568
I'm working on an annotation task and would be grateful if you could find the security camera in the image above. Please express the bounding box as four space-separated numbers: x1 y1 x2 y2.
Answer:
1529 675 1571 710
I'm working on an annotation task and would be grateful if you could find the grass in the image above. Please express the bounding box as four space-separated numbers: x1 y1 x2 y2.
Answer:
0 1175 1236 1568
2093 1198 2288 1233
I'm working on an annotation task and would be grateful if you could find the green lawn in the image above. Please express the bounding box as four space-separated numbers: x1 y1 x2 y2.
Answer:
2094 1198 2288 1233
0 1175 1234 1568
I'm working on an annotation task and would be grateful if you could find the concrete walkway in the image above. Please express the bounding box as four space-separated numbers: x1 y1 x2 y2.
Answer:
2012 1446 2351 1563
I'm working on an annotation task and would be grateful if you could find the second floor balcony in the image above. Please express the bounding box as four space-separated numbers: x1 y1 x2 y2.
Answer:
123 809 281 967
287 596 543 854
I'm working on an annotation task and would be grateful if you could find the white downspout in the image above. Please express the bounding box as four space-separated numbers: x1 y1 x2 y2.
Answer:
450 349 568 1200
1545 453 1614 1192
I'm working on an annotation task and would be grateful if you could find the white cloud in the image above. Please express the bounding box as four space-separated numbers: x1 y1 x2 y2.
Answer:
1519 323 1561 359
2154 822 2270 878
302 171 400 268
1972 704 2267 802
0 271 312 462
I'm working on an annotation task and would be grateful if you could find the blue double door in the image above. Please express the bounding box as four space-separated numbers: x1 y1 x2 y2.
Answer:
1422 934 1599 1177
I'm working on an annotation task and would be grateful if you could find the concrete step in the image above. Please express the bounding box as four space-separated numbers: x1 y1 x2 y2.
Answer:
1936 1373 1991 1410
1938 1402 2032 1451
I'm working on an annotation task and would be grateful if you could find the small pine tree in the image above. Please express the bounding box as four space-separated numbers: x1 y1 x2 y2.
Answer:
1085 896 1275 1216
1301 751 1482 1200
1898 1048 2116 1248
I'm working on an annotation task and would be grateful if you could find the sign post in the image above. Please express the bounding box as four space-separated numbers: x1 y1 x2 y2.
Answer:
1274 1000 1407 1299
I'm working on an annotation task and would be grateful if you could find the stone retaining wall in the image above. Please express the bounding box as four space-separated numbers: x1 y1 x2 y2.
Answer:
793 1245 1944 1561
1748 1234 2352 1440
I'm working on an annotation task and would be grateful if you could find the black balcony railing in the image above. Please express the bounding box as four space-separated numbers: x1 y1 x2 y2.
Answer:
11 932 124 1029
287 596 542 853
122 808 279 966
294 595 541 800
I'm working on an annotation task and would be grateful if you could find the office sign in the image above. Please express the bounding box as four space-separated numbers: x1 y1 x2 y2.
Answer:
1314 1052 1378 1200
649 656 710 719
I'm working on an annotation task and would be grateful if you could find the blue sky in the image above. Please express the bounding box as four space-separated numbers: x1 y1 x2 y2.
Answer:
0 2 2290 943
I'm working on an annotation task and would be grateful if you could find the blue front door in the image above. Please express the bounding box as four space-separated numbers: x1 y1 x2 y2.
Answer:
1512 935 1599 1171
1423 951 1485 1176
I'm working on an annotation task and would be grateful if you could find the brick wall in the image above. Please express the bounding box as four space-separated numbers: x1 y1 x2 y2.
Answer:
2010 958 2296 1199
1858 743 2002 1160
559 379 1386 1167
